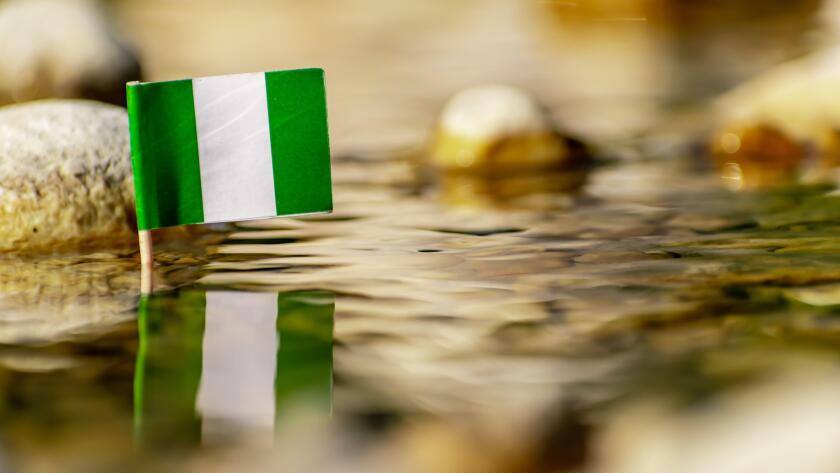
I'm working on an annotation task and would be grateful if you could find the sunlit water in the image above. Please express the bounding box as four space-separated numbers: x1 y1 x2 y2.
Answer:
2 151 840 471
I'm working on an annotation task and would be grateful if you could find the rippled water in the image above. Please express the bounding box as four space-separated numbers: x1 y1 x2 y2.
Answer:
3 150 840 471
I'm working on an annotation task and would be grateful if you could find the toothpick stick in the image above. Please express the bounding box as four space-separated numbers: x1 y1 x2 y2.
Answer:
139 229 153 294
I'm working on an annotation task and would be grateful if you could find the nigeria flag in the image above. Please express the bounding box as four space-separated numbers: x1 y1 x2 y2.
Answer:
127 68 332 230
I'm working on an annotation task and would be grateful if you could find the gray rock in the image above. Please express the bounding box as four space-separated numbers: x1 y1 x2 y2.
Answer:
0 0 141 106
0 99 135 252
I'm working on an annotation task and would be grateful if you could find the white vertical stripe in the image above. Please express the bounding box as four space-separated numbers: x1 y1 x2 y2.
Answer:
193 73 276 223
197 291 278 446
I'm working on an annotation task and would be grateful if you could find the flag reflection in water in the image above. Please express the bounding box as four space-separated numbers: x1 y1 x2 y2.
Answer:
133 289 334 449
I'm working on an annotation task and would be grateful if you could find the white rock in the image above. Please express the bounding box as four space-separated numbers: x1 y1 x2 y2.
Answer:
0 99 135 252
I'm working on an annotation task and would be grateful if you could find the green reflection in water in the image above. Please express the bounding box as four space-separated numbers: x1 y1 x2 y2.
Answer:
133 289 334 449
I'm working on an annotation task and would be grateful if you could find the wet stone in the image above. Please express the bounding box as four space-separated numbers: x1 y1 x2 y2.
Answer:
430 85 578 174
0 100 135 252
708 124 805 190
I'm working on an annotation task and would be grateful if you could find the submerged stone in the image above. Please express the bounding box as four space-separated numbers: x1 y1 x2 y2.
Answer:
708 124 804 190
0 0 141 106
0 99 135 252
430 85 581 174
715 47 840 143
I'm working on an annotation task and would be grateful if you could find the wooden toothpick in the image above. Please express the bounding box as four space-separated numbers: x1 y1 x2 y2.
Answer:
139 229 153 294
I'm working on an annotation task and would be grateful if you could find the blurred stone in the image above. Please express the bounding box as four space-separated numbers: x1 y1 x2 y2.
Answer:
708 124 804 190
785 283 840 306
716 45 840 144
593 365 840 473
0 0 141 106
430 85 582 174
0 99 135 252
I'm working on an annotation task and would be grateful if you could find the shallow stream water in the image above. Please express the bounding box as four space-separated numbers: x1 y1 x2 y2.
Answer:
2 151 840 472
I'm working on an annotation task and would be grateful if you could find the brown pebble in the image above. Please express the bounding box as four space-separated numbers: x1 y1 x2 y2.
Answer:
708 124 804 190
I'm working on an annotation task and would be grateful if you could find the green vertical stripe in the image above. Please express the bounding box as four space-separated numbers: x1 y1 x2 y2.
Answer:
274 291 334 426
265 69 333 215
133 290 206 449
127 80 204 230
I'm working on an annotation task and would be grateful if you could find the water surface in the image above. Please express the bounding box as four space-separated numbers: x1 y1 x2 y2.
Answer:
1 153 840 471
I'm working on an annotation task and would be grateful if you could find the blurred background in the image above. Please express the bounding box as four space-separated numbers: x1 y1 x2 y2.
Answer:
4 0 836 148
115 0 840 147
7 0 840 472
